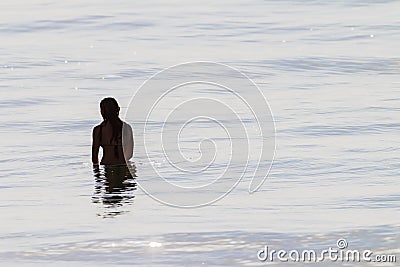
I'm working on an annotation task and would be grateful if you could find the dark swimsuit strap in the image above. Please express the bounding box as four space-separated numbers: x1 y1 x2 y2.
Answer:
99 121 121 159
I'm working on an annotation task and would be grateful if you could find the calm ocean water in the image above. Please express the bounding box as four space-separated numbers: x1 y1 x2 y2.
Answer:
1 0 399 266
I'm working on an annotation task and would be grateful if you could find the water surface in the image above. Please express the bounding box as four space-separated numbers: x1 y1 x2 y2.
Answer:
0 0 399 266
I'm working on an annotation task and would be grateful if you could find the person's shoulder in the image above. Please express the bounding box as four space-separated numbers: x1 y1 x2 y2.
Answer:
93 123 102 132
122 121 133 135
122 121 132 129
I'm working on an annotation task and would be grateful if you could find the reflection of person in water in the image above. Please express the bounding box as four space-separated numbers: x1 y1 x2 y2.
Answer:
92 163 137 217
92 97 133 165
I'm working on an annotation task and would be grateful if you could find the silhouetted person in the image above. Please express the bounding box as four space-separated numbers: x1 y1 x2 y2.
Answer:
92 97 133 165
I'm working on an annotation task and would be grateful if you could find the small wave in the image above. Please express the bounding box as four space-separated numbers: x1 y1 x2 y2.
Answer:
283 123 400 137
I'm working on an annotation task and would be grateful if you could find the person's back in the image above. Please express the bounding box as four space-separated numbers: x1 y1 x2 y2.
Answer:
92 97 133 165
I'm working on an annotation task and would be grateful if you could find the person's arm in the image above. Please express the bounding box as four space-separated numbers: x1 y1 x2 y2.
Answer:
123 123 134 161
92 126 100 165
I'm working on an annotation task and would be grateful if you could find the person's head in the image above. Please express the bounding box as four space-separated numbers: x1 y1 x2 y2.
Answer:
100 97 120 121
99 97 123 144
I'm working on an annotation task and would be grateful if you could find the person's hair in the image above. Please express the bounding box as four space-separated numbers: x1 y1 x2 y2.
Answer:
100 97 122 144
